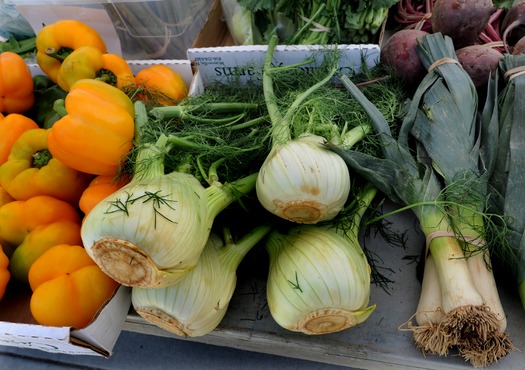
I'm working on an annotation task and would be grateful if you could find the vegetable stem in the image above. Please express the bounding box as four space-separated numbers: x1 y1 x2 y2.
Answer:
150 103 258 120
218 225 272 270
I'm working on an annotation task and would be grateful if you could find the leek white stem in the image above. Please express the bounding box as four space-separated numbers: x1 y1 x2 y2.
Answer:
465 248 507 331
412 253 447 355
415 253 445 327
413 204 485 313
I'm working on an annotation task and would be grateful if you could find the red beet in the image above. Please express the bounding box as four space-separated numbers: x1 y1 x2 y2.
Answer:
380 29 430 89
513 35 525 54
456 44 504 88
431 0 497 49
502 2 525 51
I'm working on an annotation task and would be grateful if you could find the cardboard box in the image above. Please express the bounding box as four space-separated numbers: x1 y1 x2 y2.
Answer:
187 43 380 93
191 0 235 49
0 59 194 358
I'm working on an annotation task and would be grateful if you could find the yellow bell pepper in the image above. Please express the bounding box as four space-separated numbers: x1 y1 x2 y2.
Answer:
0 244 10 301
0 185 13 209
9 220 82 283
47 79 135 175
0 113 39 166
57 46 135 92
134 64 187 107
0 195 81 247
0 186 14 257
36 20 107 83
0 128 93 204
0 52 35 114
29 244 119 328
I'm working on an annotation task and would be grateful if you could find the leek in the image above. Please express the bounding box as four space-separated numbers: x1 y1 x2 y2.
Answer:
81 101 258 288
265 183 377 334
131 224 271 337
489 53 525 309
325 32 514 365
403 33 511 365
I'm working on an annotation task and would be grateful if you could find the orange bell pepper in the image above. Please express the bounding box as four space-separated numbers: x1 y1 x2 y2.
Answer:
0 195 81 246
134 64 187 107
35 19 107 84
0 113 39 166
47 79 135 175
0 128 92 204
29 244 119 329
0 245 10 301
9 219 82 283
56 46 135 91
0 51 35 114
79 174 130 217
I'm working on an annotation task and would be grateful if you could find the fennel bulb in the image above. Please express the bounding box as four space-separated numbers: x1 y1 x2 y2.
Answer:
81 102 257 288
266 225 374 334
265 184 377 334
256 134 351 224
256 35 352 224
131 225 271 337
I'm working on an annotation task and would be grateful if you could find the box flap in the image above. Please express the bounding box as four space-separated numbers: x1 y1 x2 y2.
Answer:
27 59 195 87
187 44 380 88
71 286 131 356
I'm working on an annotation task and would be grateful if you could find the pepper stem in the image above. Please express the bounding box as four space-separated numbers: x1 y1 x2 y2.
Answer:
45 47 73 62
32 149 52 168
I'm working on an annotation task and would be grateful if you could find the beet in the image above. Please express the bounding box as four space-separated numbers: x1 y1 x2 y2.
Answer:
456 44 504 88
380 29 430 89
431 0 497 49
513 35 525 54
502 2 525 51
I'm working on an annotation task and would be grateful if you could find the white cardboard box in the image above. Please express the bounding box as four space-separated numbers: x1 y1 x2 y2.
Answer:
187 43 380 91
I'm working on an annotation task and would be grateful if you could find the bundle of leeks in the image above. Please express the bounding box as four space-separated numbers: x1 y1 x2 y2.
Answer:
489 53 525 311
326 32 514 368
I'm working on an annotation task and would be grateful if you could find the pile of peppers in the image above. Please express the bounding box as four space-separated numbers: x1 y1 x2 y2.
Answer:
0 18 188 328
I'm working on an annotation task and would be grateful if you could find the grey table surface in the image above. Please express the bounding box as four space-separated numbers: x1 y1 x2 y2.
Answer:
0 330 358 370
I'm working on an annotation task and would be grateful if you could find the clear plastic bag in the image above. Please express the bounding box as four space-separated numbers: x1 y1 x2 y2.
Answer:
220 0 257 45
0 2 35 39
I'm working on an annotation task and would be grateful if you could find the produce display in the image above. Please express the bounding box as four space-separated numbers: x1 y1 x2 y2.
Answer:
0 0 524 368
